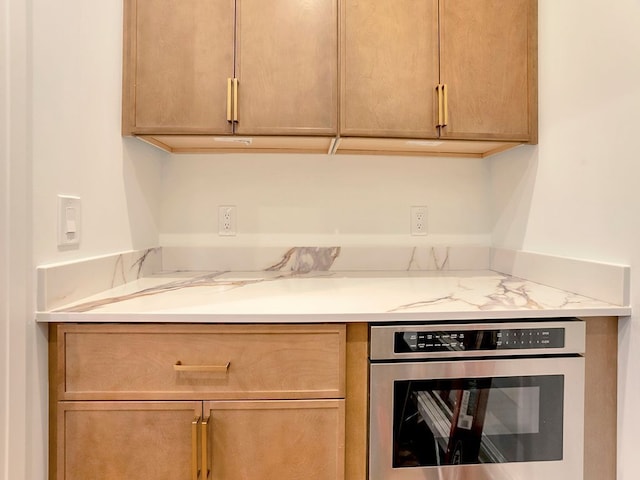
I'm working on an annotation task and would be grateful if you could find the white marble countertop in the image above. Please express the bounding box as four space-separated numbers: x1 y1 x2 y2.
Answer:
35 269 630 323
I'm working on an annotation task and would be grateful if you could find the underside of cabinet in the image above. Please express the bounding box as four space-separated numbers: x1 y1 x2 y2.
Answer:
135 134 525 158
136 134 337 154
333 137 524 158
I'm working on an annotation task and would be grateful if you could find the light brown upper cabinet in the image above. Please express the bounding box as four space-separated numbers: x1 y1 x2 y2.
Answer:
340 0 537 144
122 0 338 137
340 0 440 139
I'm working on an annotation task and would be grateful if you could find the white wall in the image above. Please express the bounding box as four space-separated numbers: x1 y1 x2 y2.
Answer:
1 0 166 479
160 153 493 247
2 0 32 477
491 1 640 478
31 0 164 266
1 0 9 470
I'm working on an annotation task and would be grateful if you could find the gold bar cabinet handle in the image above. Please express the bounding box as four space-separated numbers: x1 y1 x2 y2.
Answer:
226 78 233 122
436 84 443 127
233 78 239 123
174 361 230 373
202 416 210 479
192 416 201 480
442 83 448 127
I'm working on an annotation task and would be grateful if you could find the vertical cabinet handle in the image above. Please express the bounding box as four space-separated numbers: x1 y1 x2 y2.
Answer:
233 78 239 123
201 416 210 479
226 78 240 125
192 416 202 480
442 83 448 127
227 78 233 123
436 84 443 127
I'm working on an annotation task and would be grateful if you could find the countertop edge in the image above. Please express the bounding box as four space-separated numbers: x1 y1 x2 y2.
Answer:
35 306 631 324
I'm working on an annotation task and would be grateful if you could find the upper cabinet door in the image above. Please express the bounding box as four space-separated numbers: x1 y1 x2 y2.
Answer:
128 0 235 134
234 0 338 136
439 0 537 142
340 0 440 138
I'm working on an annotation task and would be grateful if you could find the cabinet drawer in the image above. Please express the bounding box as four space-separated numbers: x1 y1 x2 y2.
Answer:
53 324 346 400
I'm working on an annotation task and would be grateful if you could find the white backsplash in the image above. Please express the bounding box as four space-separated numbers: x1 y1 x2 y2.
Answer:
36 245 630 313
491 248 630 307
161 245 491 272
36 245 488 311
37 248 161 311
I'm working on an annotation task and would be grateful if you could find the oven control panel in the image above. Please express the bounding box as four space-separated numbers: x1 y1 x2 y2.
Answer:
394 327 565 353
370 320 585 360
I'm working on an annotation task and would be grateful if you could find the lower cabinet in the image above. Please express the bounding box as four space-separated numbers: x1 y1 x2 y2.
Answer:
204 400 344 480
49 320 618 480
56 400 344 480
49 324 347 480
57 402 201 479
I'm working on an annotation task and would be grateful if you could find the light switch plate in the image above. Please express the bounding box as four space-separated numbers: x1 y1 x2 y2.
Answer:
58 195 81 247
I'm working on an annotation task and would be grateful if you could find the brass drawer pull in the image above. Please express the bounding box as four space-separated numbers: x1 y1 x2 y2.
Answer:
174 361 230 373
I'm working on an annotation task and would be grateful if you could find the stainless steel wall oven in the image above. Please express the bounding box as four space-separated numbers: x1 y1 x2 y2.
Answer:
369 319 585 480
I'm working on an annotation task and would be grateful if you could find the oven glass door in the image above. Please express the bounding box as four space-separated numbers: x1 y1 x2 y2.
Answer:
393 375 563 467
369 356 584 480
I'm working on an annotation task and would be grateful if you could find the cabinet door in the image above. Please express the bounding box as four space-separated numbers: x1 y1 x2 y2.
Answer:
128 0 235 134
56 401 202 480
234 0 338 135
439 0 537 141
204 400 345 480
340 0 439 138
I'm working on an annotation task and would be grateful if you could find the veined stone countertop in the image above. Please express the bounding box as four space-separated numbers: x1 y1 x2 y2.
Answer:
35 266 630 323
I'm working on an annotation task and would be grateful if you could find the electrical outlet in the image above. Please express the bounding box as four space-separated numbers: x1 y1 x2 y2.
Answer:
410 206 427 236
218 205 237 236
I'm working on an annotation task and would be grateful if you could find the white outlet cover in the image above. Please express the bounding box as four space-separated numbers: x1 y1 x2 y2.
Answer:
57 195 81 247
218 205 237 236
410 206 428 236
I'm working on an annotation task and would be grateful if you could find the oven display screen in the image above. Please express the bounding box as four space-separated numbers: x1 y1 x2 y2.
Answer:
394 328 565 353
